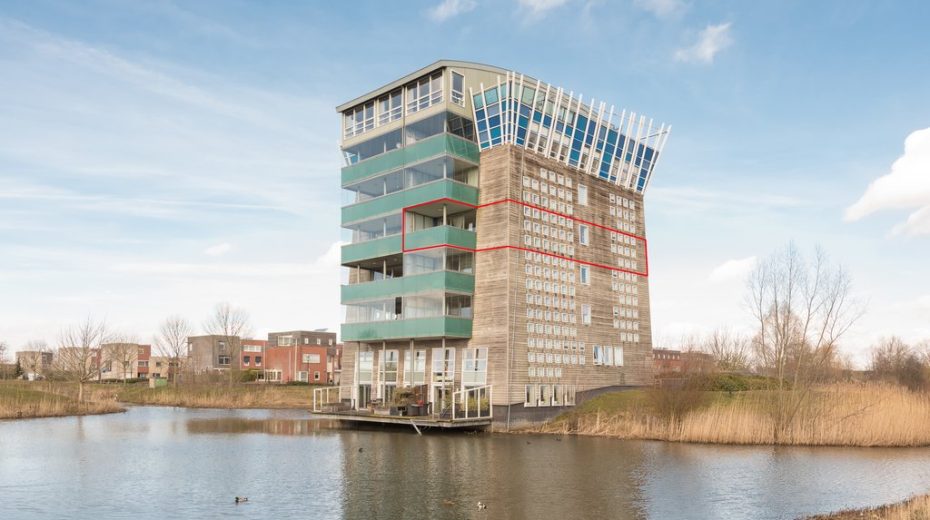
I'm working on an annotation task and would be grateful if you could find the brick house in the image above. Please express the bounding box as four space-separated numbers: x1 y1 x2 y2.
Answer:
263 331 342 384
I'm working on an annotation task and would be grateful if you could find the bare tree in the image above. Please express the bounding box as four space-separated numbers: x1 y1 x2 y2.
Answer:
704 328 752 372
155 315 193 386
102 333 139 384
204 303 251 384
0 340 8 364
870 337 928 391
746 243 864 440
55 317 109 402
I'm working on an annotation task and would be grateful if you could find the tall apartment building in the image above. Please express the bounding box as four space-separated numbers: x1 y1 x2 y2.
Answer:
338 61 669 424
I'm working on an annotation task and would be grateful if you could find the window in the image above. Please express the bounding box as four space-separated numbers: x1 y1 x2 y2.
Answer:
462 347 488 386
314 371 321 381
451 71 464 105
579 265 590 285
266 370 282 382
525 385 536 407
431 347 455 382
302 353 322 364
581 304 592 325
404 350 427 385
379 350 399 384
378 89 403 125
578 224 589 246
218 355 231 366
357 351 374 384
218 341 227 351
278 335 295 347
344 101 375 138
255 356 262 366
593 345 604 365
614 346 624 367
406 71 443 114
538 385 551 407
298 371 309 382
243 356 251 365
577 184 588 206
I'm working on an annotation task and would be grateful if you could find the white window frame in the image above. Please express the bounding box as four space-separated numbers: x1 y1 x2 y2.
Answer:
577 184 588 206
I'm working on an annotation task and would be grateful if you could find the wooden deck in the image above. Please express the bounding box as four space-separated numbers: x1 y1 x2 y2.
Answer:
310 410 492 430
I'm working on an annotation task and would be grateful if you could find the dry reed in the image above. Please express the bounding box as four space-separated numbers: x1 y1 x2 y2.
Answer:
111 384 315 409
806 493 930 519
539 383 930 447
0 382 123 420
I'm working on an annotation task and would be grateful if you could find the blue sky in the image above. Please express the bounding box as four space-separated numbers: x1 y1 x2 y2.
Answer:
1 0 928 364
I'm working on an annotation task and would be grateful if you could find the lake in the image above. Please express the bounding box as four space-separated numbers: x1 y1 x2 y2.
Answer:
1 406 929 519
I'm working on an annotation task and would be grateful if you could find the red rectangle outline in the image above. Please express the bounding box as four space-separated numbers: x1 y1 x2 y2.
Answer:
401 197 648 278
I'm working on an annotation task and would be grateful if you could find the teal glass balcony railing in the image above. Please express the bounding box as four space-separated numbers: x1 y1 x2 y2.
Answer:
342 179 478 225
341 317 472 341
341 271 474 304
341 134 479 186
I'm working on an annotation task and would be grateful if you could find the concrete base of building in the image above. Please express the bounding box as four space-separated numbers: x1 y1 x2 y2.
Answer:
491 385 644 430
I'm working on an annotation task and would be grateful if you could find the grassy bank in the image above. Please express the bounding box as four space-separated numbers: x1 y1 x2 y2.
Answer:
0 381 123 420
106 383 317 409
806 493 930 519
535 382 930 447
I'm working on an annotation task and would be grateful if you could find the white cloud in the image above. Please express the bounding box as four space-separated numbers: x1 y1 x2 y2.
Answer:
203 243 232 257
845 127 930 235
709 256 757 283
634 0 685 18
428 0 477 21
674 22 733 64
517 0 570 17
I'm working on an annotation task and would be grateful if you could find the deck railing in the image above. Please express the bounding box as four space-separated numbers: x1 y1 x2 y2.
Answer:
452 384 492 421
312 386 344 413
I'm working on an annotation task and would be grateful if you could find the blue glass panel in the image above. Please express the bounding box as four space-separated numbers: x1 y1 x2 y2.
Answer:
484 88 499 104
487 104 500 117
490 126 502 139
519 104 531 117
606 130 618 147
644 147 655 161
543 115 552 127
473 94 484 109
569 149 580 163
517 127 527 141
488 115 501 128
475 108 485 120
477 119 487 132
532 112 542 123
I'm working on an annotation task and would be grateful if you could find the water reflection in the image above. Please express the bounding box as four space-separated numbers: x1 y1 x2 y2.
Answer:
187 417 342 436
1 407 929 520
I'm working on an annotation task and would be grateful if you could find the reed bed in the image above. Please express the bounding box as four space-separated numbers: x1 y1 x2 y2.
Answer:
110 384 315 409
0 382 123 420
806 493 930 519
538 383 930 447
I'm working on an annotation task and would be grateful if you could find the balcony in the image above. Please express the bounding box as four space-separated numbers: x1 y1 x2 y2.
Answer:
341 271 474 304
342 235 402 265
342 179 478 225
405 226 476 251
341 317 472 341
341 134 479 186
